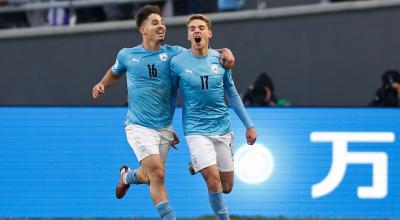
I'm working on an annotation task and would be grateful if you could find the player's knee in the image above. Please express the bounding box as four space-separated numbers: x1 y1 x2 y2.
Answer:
205 177 221 191
149 167 165 183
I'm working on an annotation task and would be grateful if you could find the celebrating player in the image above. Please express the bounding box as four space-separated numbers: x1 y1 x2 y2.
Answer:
92 5 235 220
170 14 257 220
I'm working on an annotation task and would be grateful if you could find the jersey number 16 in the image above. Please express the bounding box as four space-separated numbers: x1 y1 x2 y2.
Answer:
147 64 158 77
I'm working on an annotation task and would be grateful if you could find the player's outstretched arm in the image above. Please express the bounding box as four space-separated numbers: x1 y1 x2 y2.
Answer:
224 71 257 144
92 67 122 99
216 48 235 69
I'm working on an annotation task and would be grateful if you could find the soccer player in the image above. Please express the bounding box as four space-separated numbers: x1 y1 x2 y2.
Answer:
170 14 257 220
92 5 235 220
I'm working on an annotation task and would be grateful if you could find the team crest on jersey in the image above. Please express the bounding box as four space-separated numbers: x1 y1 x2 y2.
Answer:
159 53 168 62
211 64 219 74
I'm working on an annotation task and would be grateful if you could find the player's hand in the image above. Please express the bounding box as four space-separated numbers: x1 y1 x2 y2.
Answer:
220 48 235 69
92 83 105 99
246 127 257 145
171 132 180 149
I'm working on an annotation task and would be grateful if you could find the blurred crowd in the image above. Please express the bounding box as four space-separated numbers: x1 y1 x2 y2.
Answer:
0 0 369 29
0 0 248 29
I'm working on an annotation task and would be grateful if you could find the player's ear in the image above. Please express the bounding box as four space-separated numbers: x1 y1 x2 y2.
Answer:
187 32 190 41
208 30 213 39
139 26 145 34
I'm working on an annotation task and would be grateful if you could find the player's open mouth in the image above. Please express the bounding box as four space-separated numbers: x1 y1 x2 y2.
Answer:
156 29 165 36
194 36 201 43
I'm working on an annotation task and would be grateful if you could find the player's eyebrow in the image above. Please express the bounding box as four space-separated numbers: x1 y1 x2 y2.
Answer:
189 24 205 30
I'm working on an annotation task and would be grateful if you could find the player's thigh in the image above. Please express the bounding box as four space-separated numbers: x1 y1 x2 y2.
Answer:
125 124 161 162
214 132 234 172
186 135 217 172
158 129 173 163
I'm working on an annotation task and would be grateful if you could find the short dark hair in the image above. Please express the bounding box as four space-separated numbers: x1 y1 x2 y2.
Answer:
187 14 212 31
135 5 162 29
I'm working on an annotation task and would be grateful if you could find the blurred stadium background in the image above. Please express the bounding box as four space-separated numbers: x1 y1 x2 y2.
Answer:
0 0 399 219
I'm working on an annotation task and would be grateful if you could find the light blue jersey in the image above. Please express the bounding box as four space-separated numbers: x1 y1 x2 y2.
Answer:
112 44 186 129
170 49 254 135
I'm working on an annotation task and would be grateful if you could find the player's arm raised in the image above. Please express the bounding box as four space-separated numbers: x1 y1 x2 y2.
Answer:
92 67 123 99
216 48 235 69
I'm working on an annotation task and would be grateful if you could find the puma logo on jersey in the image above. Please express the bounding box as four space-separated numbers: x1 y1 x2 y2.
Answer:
185 69 193 74
132 58 140 63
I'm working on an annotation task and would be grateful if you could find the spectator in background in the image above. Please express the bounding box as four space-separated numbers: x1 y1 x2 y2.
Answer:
20 0 47 27
242 72 290 107
369 70 400 107
49 0 107 25
47 0 71 26
26 0 46 27
218 0 245 12
102 4 125 21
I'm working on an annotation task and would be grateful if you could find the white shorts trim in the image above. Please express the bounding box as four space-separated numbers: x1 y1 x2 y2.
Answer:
185 132 234 173
125 124 173 162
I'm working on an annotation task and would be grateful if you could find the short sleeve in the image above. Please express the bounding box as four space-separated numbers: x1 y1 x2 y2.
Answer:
111 49 127 75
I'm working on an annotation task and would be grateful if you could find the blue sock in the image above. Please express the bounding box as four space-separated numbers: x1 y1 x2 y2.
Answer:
156 201 176 220
124 169 141 185
209 192 230 220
